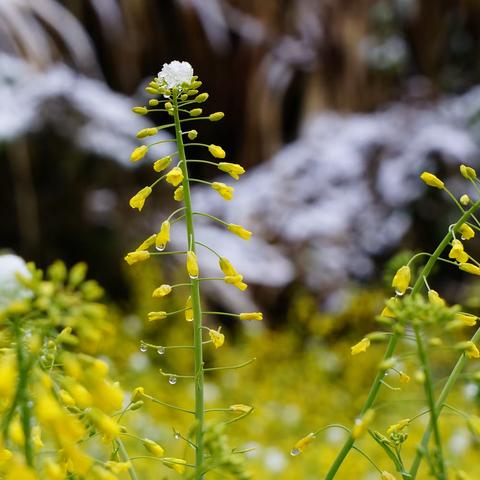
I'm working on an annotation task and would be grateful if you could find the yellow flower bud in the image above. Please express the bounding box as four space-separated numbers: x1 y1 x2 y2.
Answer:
189 108 202 116
459 262 480 275
124 251 150 265
460 194 471 206
459 223 475 240
164 102 173 110
449 239 469 262
392 265 410 295
428 289 445 307
208 144 226 158
291 432 316 455
229 404 253 413
186 251 199 278
239 312 263 321
455 312 478 326
185 296 193 321
224 274 243 285
132 387 145 402
152 284 172 298
174 186 184 201
386 418 410 436
195 93 209 103
187 130 198 140
147 311 167 322
148 99 159 106
142 438 165 457
456 341 480 358
352 409 375 439
166 166 184 186
132 106 148 115
209 112 224 121
153 156 172 172
130 145 148 162
129 186 152 211
136 127 157 139
218 162 245 180
209 328 225 348
156 221 170 250
219 257 237 276
212 182 234 200
135 234 156 251
227 223 251 239
420 171 444 189
187 89 199 96
460 164 477 180
351 337 370 355
162 458 186 474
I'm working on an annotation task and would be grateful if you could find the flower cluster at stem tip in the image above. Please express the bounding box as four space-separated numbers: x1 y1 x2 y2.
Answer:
124 60 260 478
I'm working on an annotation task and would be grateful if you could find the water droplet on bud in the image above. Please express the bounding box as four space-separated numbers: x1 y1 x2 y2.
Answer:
188 273 198 280
140 343 147 353
290 448 301 456
156 244 166 252
169 375 177 385
394 289 404 296
174 433 180 440
157 346 166 355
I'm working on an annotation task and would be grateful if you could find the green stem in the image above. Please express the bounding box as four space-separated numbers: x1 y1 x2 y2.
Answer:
324 199 480 480
173 92 205 479
13 320 34 467
116 439 139 480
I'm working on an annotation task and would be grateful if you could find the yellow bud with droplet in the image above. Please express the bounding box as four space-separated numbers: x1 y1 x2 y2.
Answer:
392 266 410 295
156 221 170 250
186 251 199 278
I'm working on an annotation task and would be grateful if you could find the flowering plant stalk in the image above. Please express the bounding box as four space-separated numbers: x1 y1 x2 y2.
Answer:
292 165 480 479
126 61 259 479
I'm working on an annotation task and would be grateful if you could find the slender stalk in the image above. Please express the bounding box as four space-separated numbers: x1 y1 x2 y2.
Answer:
173 91 205 479
117 439 139 480
409 325 480 477
13 320 34 467
324 199 480 479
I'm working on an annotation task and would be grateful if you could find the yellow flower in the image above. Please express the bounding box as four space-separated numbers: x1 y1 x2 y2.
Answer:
449 239 469 262
420 171 444 189
208 144 226 158
459 263 480 275
129 186 152 211
387 418 410 436
58 389 75 406
132 387 145 402
460 164 477 180
166 167 184 186
291 433 316 454
90 410 121 441
171 187 183 202
186 251 199 278
459 223 475 240
239 312 263 321
130 145 149 162
156 221 170 250
209 328 225 348
162 458 187 474
185 296 193 321
428 289 445 307
211 182 234 200
43 459 64 480
456 341 480 358
209 112 225 121
227 223 252 239
124 251 150 265
224 275 248 291
229 404 253 413
218 162 245 180
351 337 370 355
381 472 397 480
142 438 165 457
392 265 410 295
152 284 172 298
147 311 167 322
399 372 410 383
153 156 172 172
455 312 478 326
0 355 16 399
135 234 156 251
460 194 471 206
352 409 375 439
